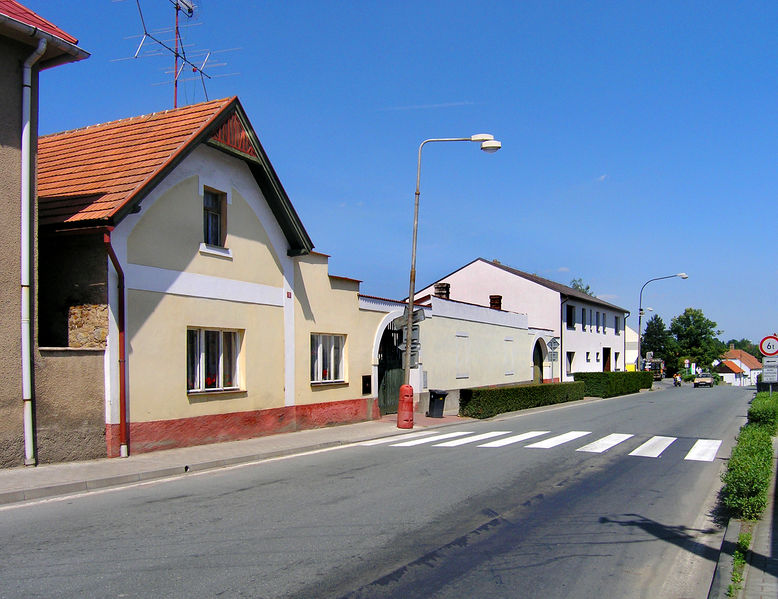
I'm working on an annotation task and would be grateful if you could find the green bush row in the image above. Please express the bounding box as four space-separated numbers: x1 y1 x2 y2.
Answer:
572 371 653 398
747 392 778 434
459 382 586 419
721 423 774 519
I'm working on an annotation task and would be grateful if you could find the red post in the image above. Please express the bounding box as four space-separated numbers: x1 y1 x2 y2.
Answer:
397 385 414 429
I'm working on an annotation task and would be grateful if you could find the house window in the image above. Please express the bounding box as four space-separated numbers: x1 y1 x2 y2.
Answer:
602 313 607 334
311 334 345 383
586 352 591 362
596 352 600 362
203 189 227 247
504 337 515 376
614 352 621 370
581 308 586 331
187 328 240 392
566 351 575 375
589 309 593 331
456 332 470 379
596 312 600 332
615 316 621 335
566 305 575 330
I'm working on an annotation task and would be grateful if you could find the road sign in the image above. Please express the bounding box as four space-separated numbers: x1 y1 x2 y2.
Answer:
760 336 778 357
549 351 558 362
762 356 778 383
548 338 560 351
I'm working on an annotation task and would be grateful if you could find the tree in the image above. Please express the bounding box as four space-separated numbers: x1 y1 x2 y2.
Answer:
669 308 724 369
641 315 672 361
570 278 594 296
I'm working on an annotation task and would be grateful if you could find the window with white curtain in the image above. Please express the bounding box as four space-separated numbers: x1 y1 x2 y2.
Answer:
187 328 240 392
310 334 345 383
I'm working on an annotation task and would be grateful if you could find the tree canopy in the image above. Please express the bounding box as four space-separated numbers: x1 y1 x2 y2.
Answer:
641 315 674 362
669 308 724 369
570 278 594 296
726 338 761 360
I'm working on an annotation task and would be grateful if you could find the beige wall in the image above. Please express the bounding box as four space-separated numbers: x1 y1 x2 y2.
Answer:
294 254 382 405
421 317 534 391
128 176 283 287
126 289 285 422
0 37 36 467
34 349 106 463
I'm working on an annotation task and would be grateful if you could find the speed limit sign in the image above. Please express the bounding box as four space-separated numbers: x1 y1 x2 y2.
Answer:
760 336 778 357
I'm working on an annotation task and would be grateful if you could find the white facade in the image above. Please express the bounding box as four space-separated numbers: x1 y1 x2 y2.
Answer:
415 259 629 382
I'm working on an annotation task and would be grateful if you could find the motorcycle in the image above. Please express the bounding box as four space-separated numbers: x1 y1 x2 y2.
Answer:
673 376 682 387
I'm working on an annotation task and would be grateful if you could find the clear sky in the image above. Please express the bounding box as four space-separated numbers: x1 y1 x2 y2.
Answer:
28 0 778 343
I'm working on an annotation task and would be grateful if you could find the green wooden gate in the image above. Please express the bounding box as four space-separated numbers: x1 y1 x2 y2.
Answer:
378 322 404 414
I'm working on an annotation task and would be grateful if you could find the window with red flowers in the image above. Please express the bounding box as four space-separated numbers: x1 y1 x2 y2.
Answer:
187 328 240 392
310 334 345 384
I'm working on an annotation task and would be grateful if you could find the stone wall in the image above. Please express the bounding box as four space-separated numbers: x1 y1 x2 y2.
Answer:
68 304 108 348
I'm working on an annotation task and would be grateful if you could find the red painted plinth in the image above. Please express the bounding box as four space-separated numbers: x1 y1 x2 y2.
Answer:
397 384 414 429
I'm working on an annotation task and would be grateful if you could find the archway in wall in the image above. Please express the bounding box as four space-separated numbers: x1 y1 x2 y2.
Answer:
377 319 404 414
533 341 545 383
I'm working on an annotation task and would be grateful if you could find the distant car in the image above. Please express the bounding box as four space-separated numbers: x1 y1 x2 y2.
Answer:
693 372 713 388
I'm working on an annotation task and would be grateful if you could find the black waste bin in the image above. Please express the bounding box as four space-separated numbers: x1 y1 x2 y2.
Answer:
427 389 448 418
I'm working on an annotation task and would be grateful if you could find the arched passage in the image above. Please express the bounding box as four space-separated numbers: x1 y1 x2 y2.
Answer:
532 339 547 383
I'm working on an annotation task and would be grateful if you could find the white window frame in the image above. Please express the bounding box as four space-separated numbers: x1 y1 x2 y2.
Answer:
311 334 346 384
187 328 241 393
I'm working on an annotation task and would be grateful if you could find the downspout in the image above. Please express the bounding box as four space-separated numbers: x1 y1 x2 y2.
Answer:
623 310 631 371
103 231 128 457
21 38 47 466
559 297 568 383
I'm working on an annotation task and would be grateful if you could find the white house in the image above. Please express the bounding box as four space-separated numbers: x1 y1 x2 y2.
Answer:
415 258 630 382
714 346 762 386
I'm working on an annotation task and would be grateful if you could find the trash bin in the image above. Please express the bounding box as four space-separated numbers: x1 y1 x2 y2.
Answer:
427 389 448 418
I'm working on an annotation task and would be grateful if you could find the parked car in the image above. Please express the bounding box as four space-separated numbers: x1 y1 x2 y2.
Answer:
693 372 714 388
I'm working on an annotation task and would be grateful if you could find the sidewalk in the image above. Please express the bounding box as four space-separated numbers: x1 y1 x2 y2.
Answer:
0 412 467 506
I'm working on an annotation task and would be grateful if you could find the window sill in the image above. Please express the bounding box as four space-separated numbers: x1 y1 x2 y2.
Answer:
199 243 233 260
188 388 244 398
311 380 348 387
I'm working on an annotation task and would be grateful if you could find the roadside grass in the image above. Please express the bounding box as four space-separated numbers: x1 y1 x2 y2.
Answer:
726 529 752 597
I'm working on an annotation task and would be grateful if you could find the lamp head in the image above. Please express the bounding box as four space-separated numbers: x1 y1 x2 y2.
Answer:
470 133 494 142
677 272 688 279
480 139 502 153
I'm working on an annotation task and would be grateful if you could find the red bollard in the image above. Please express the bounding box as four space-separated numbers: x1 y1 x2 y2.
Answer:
397 384 414 429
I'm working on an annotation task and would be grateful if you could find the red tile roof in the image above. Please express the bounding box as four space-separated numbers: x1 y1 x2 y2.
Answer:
38 98 235 226
0 0 78 44
716 360 744 375
722 349 762 370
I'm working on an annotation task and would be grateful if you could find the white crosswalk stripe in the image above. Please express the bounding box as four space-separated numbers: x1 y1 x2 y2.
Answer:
684 439 722 462
434 431 512 447
362 429 723 466
390 431 474 447
525 431 591 449
576 433 634 453
478 430 550 448
628 436 677 458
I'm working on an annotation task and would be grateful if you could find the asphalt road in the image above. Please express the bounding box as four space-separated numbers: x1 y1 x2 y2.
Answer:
0 384 752 598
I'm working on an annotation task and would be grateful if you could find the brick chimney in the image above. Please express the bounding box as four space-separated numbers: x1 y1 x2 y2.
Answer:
489 294 502 310
434 283 450 299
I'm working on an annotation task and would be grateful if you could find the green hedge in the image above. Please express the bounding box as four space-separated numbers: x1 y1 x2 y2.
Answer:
721 423 774 519
572 371 653 398
459 382 585 419
747 392 778 435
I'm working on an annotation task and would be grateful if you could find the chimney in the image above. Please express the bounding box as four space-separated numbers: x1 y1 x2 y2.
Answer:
489 294 502 310
434 283 450 299
730 343 735 350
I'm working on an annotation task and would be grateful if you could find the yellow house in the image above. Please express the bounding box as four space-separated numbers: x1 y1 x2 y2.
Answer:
36 97 381 459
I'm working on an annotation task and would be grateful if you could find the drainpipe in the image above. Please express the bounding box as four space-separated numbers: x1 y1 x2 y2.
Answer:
21 38 47 466
103 231 128 457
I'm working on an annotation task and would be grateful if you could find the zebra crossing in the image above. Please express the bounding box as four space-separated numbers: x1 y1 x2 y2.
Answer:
359 429 723 462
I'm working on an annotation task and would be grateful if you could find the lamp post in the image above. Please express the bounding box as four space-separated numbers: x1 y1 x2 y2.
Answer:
404 135 501 387
636 273 688 370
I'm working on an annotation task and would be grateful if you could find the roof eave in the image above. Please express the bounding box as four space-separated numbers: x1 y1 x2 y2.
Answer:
0 13 89 67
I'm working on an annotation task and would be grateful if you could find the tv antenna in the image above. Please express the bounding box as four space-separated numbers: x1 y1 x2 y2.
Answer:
121 0 238 107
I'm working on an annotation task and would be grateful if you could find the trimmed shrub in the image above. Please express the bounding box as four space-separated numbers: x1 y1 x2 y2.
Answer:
721 423 774 519
459 382 585 419
573 371 653 398
748 392 778 435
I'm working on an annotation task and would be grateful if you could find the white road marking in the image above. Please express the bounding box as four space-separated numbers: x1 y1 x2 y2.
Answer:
434 431 512 447
359 431 437 446
390 431 474 446
525 431 591 448
478 430 550 448
684 439 722 462
576 433 634 453
628 436 677 458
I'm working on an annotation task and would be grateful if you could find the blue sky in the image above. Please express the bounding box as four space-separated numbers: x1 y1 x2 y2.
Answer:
29 1 778 343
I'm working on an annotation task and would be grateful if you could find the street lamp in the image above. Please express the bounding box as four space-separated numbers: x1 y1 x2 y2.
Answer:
404 134 502 387
636 273 688 370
